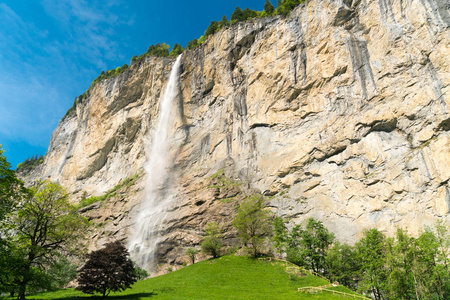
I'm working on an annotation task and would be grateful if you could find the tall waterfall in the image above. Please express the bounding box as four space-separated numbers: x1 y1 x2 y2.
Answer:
129 55 182 272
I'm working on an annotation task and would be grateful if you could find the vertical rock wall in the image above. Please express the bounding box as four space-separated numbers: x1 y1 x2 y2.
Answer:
21 0 449 267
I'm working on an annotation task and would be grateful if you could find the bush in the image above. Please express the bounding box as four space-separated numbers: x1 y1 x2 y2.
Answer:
133 262 149 280
201 236 222 259
201 222 223 258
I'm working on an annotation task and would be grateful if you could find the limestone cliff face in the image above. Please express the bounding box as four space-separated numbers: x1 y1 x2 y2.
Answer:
21 0 449 269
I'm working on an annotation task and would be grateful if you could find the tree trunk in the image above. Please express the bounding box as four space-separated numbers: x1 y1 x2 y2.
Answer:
17 285 26 300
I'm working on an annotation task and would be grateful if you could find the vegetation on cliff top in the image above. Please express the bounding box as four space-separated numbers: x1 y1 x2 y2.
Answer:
15 155 44 172
61 0 306 122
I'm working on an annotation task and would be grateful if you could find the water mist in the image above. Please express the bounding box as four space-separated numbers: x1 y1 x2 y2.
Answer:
129 55 182 272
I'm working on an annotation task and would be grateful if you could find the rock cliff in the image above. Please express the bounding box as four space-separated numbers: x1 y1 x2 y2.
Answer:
20 0 449 271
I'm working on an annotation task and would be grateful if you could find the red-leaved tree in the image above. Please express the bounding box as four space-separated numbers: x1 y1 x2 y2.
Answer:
77 241 137 297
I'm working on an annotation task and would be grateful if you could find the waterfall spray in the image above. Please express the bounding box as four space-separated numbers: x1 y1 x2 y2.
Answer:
129 55 182 272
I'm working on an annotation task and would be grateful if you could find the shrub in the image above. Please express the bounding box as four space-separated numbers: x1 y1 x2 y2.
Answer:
201 222 223 258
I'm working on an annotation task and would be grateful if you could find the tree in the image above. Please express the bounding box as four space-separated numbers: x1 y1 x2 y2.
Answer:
0 144 27 221
243 8 258 20
272 216 288 257
355 228 387 300
133 263 149 281
233 195 272 258
201 222 222 259
326 242 359 288
301 218 335 274
0 181 89 299
204 21 219 38
264 0 275 15
231 7 246 22
286 224 304 266
186 39 199 50
77 241 137 297
219 15 229 29
186 248 199 264
169 43 184 58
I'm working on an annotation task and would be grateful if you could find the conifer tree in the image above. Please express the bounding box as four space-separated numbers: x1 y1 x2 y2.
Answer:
264 0 275 15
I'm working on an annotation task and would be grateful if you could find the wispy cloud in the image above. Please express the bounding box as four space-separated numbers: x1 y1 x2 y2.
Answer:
0 0 134 150
41 0 129 68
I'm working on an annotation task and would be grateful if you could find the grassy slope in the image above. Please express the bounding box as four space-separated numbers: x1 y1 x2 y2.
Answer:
12 256 361 300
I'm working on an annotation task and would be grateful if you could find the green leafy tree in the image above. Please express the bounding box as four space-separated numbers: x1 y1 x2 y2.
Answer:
355 228 387 300
201 222 223 259
286 224 304 266
45 257 78 291
272 216 288 257
201 237 222 259
233 195 272 258
414 226 450 299
384 229 416 299
77 241 137 297
264 0 275 15
0 145 27 221
186 248 199 264
0 181 89 299
325 242 359 288
147 43 170 57
133 263 149 281
276 0 304 16
299 218 335 274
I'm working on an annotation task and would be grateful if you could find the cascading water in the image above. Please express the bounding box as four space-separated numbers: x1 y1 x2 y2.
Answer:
128 55 182 272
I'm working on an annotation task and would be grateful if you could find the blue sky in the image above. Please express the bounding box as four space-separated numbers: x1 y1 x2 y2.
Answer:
0 0 268 168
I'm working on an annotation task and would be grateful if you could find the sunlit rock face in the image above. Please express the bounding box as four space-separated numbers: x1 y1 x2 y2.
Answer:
21 0 449 271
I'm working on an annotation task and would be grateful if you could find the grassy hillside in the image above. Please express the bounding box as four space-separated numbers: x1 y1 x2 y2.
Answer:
7 256 363 299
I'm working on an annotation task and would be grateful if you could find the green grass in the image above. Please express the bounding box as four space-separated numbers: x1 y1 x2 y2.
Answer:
8 256 362 299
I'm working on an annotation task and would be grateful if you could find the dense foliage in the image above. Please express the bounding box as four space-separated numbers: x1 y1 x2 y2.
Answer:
16 155 44 172
273 217 450 299
0 145 27 222
185 0 304 50
233 195 272 257
77 241 137 297
62 0 307 122
0 180 89 299
201 222 223 259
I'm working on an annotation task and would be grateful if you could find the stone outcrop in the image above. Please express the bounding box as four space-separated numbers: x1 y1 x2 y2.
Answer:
20 0 449 271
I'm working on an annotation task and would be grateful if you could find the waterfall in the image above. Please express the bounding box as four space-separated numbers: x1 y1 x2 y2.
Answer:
128 55 182 272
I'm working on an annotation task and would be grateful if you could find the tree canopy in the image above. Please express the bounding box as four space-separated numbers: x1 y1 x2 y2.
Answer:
0 180 89 299
77 241 137 297
233 195 272 257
